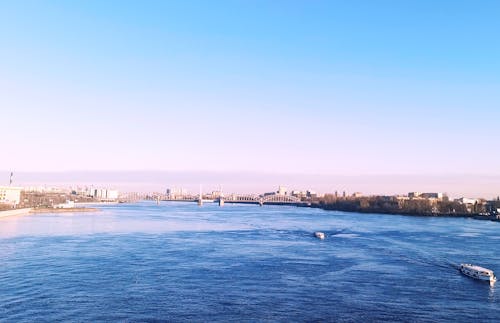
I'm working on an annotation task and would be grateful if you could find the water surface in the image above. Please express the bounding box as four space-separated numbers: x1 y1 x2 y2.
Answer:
0 202 498 322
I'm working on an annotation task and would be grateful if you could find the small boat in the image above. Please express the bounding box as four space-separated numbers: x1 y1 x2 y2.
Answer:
314 232 325 240
460 264 496 283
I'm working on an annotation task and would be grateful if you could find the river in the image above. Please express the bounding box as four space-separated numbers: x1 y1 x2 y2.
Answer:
0 201 498 321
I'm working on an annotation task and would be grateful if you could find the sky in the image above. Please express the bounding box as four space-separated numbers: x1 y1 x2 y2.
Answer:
1 1 499 196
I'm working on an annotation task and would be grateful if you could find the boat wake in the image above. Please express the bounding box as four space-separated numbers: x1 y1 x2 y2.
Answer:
245 228 462 272
352 233 459 271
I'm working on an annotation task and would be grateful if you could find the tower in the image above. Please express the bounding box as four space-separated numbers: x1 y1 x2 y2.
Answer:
197 185 203 206
218 185 224 207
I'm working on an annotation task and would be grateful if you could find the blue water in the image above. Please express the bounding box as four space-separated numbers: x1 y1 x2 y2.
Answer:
0 202 499 322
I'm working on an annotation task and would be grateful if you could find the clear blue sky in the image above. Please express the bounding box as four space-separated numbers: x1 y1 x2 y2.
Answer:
1 0 499 180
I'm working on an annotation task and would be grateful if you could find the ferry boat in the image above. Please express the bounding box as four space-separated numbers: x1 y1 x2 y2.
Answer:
314 232 325 240
460 264 497 283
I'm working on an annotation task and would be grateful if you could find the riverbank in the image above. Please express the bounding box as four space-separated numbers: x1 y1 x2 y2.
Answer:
31 207 99 214
0 208 33 218
75 201 118 206
0 207 100 218
311 203 500 223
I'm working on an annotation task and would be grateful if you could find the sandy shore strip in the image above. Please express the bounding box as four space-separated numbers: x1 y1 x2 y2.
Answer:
0 207 100 218
0 208 33 218
30 207 100 214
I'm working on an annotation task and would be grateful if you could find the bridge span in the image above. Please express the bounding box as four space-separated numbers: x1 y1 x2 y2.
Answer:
159 194 310 206
222 193 309 206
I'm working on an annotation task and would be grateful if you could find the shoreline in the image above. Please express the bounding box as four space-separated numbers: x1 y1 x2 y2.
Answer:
75 201 118 206
159 200 500 222
0 208 33 218
156 200 500 222
0 207 100 218
2 201 498 224
311 204 500 223
31 207 100 214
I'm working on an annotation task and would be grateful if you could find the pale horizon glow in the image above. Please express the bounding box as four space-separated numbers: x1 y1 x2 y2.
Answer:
1 1 499 196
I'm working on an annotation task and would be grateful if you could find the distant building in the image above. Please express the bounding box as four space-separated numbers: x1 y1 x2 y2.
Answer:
24 186 63 193
208 191 223 199
54 200 75 208
87 188 119 201
291 190 305 198
290 190 317 199
420 193 443 199
106 190 119 200
0 186 22 205
408 192 443 200
455 197 486 213
306 190 317 198
166 188 189 199
263 186 289 197
352 192 363 198
408 192 421 198
456 197 478 205
94 189 105 199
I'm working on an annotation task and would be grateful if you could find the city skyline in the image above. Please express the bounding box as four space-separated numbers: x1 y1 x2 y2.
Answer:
3 170 500 199
1 1 499 193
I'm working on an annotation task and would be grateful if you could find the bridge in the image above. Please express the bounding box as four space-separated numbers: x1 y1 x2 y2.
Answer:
156 193 309 206
222 194 308 206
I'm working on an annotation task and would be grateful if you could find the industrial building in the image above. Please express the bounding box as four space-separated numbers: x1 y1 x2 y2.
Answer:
0 186 23 205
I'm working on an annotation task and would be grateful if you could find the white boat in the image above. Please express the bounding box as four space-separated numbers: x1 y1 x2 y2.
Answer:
460 264 497 283
314 232 325 240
